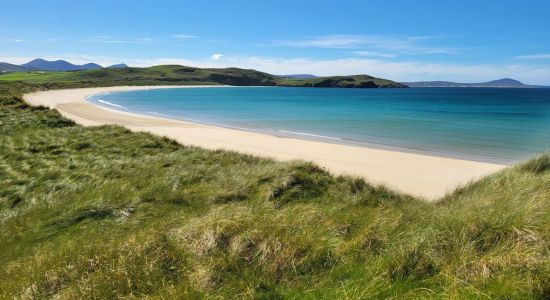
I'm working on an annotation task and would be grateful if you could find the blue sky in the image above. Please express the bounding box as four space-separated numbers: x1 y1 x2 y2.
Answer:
1 0 550 84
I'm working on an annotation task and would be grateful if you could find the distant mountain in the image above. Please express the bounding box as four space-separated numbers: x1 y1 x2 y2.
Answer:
479 78 525 87
278 74 318 79
0 62 33 72
1 59 126 72
21 58 103 71
81 63 103 70
402 78 544 88
107 63 129 69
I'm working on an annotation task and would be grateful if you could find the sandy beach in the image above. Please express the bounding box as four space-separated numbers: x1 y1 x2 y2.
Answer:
24 86 506 200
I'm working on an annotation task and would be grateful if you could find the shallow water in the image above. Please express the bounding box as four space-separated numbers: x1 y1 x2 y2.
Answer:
88 87 550 163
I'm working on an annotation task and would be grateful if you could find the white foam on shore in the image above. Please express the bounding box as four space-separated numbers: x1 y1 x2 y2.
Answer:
97 99 128 109
278 129 342 140
146 111 172 118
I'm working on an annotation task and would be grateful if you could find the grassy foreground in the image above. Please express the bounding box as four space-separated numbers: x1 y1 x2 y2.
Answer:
0 81 549 299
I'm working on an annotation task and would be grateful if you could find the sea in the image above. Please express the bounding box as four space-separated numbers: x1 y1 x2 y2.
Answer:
87 86 550 164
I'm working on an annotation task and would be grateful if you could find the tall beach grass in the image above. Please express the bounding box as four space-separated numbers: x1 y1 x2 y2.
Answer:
0 81 548 299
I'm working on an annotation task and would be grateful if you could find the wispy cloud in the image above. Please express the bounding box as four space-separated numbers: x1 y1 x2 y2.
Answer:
0 38 25 43
275 34 456 56
84 35 199 45
353 51 395 58
1 37 62 43
84 35 155 44
173 34 199 40
276 35 367 49
136 37 154 42
515 53 550 60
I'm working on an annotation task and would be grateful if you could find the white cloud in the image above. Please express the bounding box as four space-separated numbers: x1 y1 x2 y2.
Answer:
211 53 224 61
136 37 154 42
173 34 199 40
84 36 154 44
353 51 395 58
84 35 199 45
515 54 550 60
276 35 368 49
0 55 34 64
0 39 24 43
275 34 456 56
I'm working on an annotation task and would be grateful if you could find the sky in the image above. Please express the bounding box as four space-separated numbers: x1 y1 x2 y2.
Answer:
1 0 550 84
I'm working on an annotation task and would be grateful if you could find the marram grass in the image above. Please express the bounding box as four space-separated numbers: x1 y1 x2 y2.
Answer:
0 81 549 299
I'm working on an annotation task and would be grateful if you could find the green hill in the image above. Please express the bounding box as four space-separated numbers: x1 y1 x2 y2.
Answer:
0 81 548 299
280 75 406 88
0 65 406 88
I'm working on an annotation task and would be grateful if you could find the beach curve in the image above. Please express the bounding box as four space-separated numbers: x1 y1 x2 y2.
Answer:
23 85 506 200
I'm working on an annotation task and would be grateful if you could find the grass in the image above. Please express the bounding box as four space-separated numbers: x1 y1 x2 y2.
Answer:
279 74 406 88
0 65 406 88
0 71 70 82
0 80 549 299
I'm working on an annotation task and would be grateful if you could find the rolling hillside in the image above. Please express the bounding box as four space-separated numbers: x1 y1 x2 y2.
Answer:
0 65 406 88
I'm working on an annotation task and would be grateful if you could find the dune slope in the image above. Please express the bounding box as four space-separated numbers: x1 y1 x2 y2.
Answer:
1 82 549 299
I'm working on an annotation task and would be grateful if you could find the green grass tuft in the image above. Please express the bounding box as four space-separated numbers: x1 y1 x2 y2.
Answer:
519 154 550 174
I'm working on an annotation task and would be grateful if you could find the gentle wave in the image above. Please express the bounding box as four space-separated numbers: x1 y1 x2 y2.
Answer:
146 111 172 118
278 129 342 140
97 99 128 109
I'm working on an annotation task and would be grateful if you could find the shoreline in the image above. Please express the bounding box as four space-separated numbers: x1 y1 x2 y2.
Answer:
24 85 506 200
88 91 513 165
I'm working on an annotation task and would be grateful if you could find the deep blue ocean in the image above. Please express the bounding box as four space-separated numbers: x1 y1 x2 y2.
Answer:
88 87 550 163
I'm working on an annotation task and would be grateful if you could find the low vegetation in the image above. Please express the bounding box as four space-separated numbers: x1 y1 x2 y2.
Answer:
0 65 406 88
280 74 406 88
0 80 548 299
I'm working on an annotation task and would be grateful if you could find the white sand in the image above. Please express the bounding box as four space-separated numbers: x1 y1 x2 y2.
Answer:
24 86 506 200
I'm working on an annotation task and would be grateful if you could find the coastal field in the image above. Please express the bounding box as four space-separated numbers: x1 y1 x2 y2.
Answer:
1 77 550 298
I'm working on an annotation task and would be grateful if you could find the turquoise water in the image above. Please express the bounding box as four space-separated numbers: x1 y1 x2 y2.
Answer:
88 87 550 163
